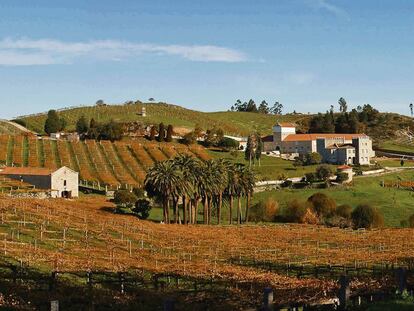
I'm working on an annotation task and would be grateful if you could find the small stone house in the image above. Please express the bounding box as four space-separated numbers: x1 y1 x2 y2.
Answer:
0 166 79 198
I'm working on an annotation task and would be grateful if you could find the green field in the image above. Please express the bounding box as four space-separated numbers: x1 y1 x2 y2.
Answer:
378 141 414 154
251 169 414 227
19 102 310 136
208 149 336 180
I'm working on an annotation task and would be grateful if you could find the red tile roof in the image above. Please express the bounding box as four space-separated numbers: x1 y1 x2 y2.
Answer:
0 167 54 176
283 133 367 142
338 165 353 170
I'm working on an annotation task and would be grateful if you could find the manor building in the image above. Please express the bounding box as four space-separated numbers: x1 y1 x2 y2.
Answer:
263 122 375 165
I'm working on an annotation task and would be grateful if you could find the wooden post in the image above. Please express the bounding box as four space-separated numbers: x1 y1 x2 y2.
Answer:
263 287 274 310
338 275 350 310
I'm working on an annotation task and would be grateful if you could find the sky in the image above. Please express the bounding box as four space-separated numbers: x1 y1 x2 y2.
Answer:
0 0 414 119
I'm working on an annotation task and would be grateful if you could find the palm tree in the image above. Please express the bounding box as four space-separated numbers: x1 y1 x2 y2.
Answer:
173 154 197 224
225 163 239 225
241 166 255 223
144 160 186 224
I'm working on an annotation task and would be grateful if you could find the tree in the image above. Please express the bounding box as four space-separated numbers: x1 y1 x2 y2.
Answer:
258 100 269 114
149 126 156 141
114 190 137 209
410 103 413 117
76 116 89 136
218 137 239 150
144 160 187 224
158 123 165 142
97 120 123 141
351 204 384 229
44 110 65 134
316 165 333 181
245 134 257 167
182 131 197 145
271 102 283 115
307 193 336 218
166 124 173 142
305 152 322 165
96 99 105 106
255 134 263 166
336 204 353 219
132 199 152 219
148 98 155 102
338 97 347 113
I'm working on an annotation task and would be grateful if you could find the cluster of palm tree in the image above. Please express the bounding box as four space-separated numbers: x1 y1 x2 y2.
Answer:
144 154 255 225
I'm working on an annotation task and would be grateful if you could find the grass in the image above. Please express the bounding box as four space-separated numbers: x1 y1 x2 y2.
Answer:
19 102 309 136
208 150 337 180
251 169 414 227
0 120 26 135
378 141 414 154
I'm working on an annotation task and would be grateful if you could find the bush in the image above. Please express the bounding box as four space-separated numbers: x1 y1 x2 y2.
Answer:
336 172 349 183
132 199 152 220
408 214 414 228
336 204 353 219
305 172 318 183
353 165 363 176
316 165 333 181
218 137 239 150
305 152 322 165
132 187 145 199
249 198 279 222
284 200 318 224
113 190 137 208
351 204 384 229
307 193 336 218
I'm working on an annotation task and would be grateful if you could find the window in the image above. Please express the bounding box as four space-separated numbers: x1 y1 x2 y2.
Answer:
64 180 67 187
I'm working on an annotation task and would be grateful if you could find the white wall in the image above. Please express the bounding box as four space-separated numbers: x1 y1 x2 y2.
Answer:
51 167 79 198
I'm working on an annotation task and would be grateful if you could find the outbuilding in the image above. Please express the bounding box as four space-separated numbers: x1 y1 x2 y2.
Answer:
0 166 79 198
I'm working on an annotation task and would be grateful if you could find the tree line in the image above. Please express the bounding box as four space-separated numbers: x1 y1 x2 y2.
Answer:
231 99 283 114
144 155 255 225
308 98 380 134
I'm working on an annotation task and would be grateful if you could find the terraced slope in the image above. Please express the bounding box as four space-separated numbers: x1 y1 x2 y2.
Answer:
0 135 210 189
0 120 30 135
18 102 309 136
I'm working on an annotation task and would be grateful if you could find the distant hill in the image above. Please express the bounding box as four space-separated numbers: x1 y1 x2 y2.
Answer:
0 119 33 135
18 102 310 136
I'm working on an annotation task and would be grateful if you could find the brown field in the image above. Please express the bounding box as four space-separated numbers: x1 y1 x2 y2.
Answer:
0 196 412 305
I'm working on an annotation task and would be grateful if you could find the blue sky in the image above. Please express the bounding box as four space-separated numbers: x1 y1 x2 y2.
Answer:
0 0 413 119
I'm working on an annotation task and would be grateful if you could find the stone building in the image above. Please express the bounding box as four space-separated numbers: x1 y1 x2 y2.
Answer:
263 122 375 165
0 166 79 198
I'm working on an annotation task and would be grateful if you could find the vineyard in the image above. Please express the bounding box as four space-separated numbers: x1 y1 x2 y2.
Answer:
0 135 210 189
0 196 413 308
17 102 308 136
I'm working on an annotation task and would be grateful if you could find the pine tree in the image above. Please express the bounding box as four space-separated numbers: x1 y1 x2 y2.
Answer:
166 125 173 142
158 123 165 142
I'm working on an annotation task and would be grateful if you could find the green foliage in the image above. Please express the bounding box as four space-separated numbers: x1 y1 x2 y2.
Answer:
351 204 384 229
76 116 89 135
218 137 239 150
97 120 123 141
132 199 152 219
294 153 322 166
182 131 197 145
305 172 318 183
114 190 137 208
149 126 156 141
204 127 224 147
132 188 146 199
336 172 349 183
44 110 66 134
316 164 333 181
12 119 26 127
307 192 337 218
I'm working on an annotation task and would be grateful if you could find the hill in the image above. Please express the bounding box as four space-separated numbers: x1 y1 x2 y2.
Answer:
17 102 309 136
0 135 210 189
0 119 32 135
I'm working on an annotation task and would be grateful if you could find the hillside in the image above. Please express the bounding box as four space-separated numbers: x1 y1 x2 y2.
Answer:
0 135 210 189
0 119 31 135
18 102 309 136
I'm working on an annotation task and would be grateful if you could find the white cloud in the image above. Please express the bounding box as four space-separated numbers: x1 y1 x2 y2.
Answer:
306 0 349 19
0 38 248 66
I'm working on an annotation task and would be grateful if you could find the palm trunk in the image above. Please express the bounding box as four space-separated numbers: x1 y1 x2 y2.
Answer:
217 192 222 225
245 192 251 223
182 196 187 225
237 196 242 224
166 199 170 224
173 197 179 224
203 196 208 224
229 195 233 225
163 198 167 223
194 198 200 224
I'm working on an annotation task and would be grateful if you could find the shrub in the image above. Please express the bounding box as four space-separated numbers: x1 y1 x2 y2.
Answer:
351 204 384 229
249 198 279 222
218 137 239 150
182 132 197 145
132 199 152 220
316 165 333 181
408 214 414 228
307 193 336 218
353 165 363 176
113 190 137 208
132 187 146 199
336 172 349 183
305 172 318 183
284 200 318 224
305 152 322 165
336 204 353 219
